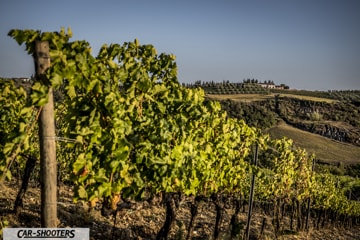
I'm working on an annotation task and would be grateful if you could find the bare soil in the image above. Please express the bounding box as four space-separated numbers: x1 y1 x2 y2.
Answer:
1 181 359 240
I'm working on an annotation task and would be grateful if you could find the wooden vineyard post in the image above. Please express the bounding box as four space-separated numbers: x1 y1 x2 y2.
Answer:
305 158 315 231
34 40 58 227
244 144 259 240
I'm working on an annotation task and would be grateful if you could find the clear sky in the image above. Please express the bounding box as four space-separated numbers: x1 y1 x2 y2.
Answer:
1 0 359 90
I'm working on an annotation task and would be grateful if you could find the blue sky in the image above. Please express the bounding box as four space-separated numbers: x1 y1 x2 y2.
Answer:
1 0 359 90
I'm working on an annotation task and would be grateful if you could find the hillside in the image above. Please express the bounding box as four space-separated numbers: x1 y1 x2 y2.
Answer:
266 121 360 164
206 89 360 165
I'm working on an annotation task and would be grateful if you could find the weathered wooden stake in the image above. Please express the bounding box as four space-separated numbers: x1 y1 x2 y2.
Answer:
305 158 315 231
34 40 57 227
244 144 259 240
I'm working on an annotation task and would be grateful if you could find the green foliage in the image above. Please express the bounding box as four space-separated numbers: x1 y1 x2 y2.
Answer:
188 80 269 95
0 79 35 179
307 110 323 121
256 138 314 203
219 99 277 129
5 28 261 207
345 163 360 178
310 174 360 217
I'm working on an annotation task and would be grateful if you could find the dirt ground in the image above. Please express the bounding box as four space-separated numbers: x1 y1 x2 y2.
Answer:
1 181 359 240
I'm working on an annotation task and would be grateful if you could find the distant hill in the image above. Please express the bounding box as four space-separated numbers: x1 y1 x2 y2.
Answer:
204 88 360 165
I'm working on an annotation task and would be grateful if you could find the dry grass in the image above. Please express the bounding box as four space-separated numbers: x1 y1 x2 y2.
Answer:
207 93 337 104
276 93 338 103
266 122 360 164
207 93 273 102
